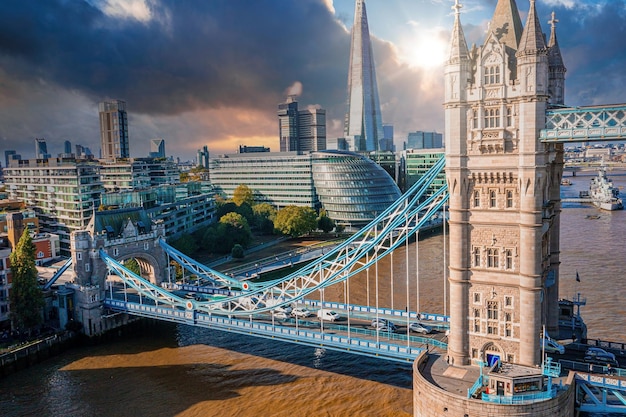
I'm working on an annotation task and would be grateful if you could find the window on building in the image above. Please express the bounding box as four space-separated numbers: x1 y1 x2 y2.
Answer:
484 66 501 85
76 252 82 261
506 107 513 126
484 108 500 128
472 348 479 359
487 301 499 335
490 190 497 208
505 250 513 270
114 248 119 256
488 248 499 268
85 263 90 272
504 296 513 308
473 308 481 333
474 292 482 304
487 301 499 320
473 247 481 267
506 190 514 208
504 312 512 337
473 190 480 207
472 109 478 129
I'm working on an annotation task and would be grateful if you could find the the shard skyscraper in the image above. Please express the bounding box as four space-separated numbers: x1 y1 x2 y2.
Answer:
343 0 384 152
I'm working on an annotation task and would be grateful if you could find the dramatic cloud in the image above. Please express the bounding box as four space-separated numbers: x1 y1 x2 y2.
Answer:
0 0 624 160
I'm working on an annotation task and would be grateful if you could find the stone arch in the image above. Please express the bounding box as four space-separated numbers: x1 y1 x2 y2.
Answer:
481 341 505 365
117 251 163 284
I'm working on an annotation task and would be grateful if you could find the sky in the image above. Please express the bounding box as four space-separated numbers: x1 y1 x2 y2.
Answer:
0 0 624 162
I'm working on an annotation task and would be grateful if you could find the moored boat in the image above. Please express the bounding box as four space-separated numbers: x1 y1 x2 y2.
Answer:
589 169 623 211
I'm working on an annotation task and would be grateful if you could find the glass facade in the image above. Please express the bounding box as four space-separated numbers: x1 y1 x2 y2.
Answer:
344 0 384 152
209 150 401 226
403 149 446 195
312 150 400 226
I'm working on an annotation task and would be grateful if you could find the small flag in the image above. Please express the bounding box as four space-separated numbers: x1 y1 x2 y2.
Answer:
576 271 580 282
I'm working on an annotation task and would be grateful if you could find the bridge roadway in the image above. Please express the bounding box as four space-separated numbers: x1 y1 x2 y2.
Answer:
104 283 449 364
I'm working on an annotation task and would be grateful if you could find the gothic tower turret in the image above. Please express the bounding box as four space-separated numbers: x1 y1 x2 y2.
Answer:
445 0 471 367
445 0 563 368
547 11 566 106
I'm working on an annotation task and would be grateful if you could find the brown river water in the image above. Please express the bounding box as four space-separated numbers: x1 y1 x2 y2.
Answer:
1 170 625 416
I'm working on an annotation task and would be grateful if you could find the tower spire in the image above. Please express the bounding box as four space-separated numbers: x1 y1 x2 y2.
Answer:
547 11 567 105
518 0 547 55
448 0 469 63
488 0 523 49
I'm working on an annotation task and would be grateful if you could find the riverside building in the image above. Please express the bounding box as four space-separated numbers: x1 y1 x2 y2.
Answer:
209 150 400 227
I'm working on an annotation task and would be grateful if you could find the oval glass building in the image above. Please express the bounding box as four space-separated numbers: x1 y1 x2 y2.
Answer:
312 150 400 226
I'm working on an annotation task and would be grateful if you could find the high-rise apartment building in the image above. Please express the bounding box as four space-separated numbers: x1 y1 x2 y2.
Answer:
99 100 129 160
3 158 103 255
150 139 166 158
278 97 326 152
343 0 384 152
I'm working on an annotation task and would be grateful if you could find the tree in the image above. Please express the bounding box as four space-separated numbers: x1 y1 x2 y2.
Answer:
231 244 244 259
233 184 254 206
254 203 277 235
317 209 335 233
274 206 317 237
123 258 141 276
9 229 44 332
169 234 198 256
219 212 252 247
215 201 238 220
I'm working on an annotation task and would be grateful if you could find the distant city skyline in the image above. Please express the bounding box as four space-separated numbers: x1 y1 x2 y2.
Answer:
0 0 624 160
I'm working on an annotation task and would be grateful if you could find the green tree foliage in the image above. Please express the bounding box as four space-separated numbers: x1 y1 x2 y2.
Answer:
231 244 245 259
123 258 141 276
169 234 198 256
235 202 255 226
253 203 276 235
233 184 254 206
317 209 335 233
274 206 317 237
9 229 44 332
219 212 252 246
215 201 238 220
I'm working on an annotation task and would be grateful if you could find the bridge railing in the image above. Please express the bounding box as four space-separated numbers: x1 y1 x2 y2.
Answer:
481 387 557 404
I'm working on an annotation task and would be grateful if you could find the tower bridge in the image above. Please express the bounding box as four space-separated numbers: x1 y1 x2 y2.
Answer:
45 0 626 415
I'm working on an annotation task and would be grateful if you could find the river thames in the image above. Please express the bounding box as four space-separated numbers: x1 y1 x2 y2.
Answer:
1 170 625 416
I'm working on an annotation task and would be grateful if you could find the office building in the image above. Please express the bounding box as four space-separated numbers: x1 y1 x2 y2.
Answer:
239 145 270 153
278 97 326 152
405 131 443 150
209 150 400 227
402 148 445 194
312 151 400 226
150 139 166 158
343 0 384 152
99 99 130 160
35 138 51 159
5 150 20 167
197 145 209 168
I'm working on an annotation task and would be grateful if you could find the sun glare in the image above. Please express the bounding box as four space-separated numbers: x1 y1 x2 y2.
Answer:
399 26 449 69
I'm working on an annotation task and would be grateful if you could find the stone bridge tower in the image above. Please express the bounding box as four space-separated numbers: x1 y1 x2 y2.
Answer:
69 208 168 336
445 0 565 368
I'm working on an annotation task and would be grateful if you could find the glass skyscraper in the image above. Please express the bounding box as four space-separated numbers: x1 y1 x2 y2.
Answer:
343 0 384 152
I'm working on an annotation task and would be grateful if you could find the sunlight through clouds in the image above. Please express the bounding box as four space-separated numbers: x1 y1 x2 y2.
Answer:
99 0 152 22
398 22 449 69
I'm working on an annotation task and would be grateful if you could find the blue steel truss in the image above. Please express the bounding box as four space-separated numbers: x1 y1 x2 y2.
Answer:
540 104 626 143
118 155 448 316
43 258 73 290
575 372 626 414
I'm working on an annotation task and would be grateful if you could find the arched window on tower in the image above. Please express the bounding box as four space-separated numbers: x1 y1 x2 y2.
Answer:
484 66 501 85
506 190 514 208
490 190 497 208
473 190 480 207
484 108 500 128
